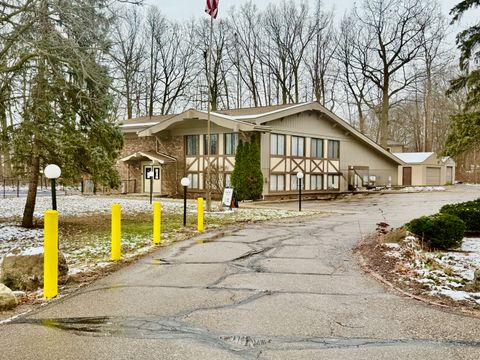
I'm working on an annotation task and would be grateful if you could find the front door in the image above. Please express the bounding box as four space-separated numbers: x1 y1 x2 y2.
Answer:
143 165 162 194
402 167 412 186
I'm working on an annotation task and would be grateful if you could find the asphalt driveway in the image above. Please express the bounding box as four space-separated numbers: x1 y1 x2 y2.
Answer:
1 185 480 359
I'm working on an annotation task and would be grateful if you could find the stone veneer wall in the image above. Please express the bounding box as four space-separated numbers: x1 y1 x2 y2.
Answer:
156 135 185 196
116 133 185 195
116 134 155 193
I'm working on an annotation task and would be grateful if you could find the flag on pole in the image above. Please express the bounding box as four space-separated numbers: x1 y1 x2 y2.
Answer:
205 0 219 19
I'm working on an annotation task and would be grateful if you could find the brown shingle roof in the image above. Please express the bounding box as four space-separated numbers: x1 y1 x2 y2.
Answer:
118 115 174 126
216 103 298 117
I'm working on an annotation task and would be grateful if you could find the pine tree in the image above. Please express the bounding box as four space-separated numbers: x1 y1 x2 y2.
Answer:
231 135 263 201
247 135 264 199
445 1 480 156
9 1 124 227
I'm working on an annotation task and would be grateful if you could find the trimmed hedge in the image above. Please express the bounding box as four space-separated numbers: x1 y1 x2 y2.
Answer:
440 198 480 232
406 213 466 250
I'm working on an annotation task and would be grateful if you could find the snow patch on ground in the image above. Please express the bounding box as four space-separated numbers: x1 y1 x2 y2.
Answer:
401 186 446 192
0 196 315 277
0 195 200 220
383 235 480 305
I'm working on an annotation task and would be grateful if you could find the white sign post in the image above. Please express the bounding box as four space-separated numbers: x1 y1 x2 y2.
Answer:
222 188 234 208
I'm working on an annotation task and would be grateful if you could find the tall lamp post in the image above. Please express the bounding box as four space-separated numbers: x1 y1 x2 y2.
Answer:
44 164 61 211
180 177 191 226
296 171 304 212
147 170 154 204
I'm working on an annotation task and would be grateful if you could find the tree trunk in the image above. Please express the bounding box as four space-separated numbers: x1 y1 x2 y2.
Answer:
22 153 40 228
379 89 390 148
357 102 365 134
424 67 433 152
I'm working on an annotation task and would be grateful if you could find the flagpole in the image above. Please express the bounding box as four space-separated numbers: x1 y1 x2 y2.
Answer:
206 13 213 212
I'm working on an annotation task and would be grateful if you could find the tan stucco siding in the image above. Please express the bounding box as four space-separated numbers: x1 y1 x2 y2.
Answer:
265 113 398 191
397 164 454 186
341 139 398 189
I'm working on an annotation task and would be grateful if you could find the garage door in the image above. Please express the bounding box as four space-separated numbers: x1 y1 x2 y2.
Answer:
426 167 441 185
446 166 453 184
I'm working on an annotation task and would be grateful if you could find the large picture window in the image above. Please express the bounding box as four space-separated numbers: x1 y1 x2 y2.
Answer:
327 140 340 159
291 136 305 157
311 175 323 190
311 138 324 158
203 134 218 155
271 134 285 156
270 174 285 191
186 135 199 156
224 133 239 155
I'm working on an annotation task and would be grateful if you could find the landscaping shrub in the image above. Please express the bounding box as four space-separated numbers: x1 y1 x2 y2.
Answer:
440 198 480 232
406 213 466 250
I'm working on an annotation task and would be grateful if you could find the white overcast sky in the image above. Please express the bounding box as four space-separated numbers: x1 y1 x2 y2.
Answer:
146 0 479 48
146 0 477 26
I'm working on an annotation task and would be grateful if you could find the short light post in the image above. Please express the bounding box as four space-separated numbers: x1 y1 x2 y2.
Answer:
44 164 61 211
181 177 191 226
147 170 154 204
296 171 304 212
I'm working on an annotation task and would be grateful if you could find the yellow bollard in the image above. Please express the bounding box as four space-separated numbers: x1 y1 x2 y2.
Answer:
111 204 121 261
44 210 58 299
153 201 161 244
197 197 204 232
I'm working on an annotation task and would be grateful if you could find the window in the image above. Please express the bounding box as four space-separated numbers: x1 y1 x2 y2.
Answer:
311 138 324 158
327 140 340 159
311 175 323 190
270 174 285 191
203 134 218 155
271 134 285 155
224 173 232 187
186 135 199 156
291 136 305 157
225 133 239 155
290 175 304 191
327 175 340 190
187 173 199 189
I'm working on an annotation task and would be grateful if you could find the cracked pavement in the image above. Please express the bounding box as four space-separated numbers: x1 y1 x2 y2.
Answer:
1 185 480 359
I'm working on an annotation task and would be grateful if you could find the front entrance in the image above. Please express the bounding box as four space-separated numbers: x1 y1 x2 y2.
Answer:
402 167 412 186
143 164 162 194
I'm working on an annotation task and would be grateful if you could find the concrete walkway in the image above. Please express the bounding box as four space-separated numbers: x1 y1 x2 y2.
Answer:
1 185 480 359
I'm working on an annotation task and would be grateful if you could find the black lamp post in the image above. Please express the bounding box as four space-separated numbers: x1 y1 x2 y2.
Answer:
296 171 304 212
44 164 61 211
181 177 191 226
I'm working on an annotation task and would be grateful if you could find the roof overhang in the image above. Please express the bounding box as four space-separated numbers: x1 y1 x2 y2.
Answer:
138 109 260 137
251 102 405 165
119 151 176 164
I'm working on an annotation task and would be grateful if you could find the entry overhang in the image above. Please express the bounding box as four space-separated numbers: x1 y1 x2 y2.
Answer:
119 151 176 164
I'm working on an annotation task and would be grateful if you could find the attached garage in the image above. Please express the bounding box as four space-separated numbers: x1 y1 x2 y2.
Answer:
426 167 441 185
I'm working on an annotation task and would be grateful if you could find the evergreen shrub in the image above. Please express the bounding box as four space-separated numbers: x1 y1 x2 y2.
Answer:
406 213 465 250
440 198 480 232
231 135 264 201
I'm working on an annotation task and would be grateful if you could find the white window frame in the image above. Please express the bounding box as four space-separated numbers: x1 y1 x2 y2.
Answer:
327 140 340 159
291 136 305 157
224 133 239 155
311 138 324 158
186 135 199 156
311 174 324 190
270 174 285 191
271 134 285 156
187 173 199 189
